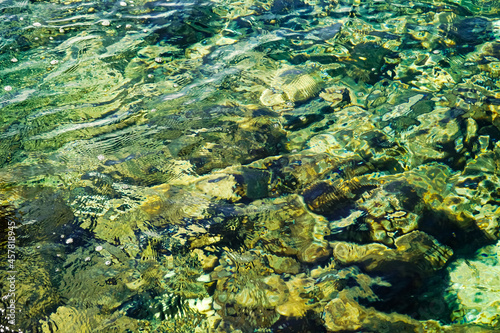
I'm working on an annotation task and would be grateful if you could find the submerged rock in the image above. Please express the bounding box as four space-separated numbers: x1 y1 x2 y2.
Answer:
331 231 453 278
260 66 325 109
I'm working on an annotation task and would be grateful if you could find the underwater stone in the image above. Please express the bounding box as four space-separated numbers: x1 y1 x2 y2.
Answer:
281 72 324 102
433 146 500 241
259 66 324 109
195 174 242 202
447 241 500 327
319 85 356 109
267 254 300 274
40 306 94 332
247 194 331 263
331 231 453 277
396 106 464 167
356 185 420 244
323 292 425 332
247 152 348 194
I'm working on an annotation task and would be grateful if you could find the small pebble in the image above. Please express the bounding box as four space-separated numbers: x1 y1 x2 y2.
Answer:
66 238 73 244
105 260 111 265
102 20 111 26
4 86 12 92
120 1 127 5
50 59 59 65
95 245 103 251
33 22 42 27
11 58 18 63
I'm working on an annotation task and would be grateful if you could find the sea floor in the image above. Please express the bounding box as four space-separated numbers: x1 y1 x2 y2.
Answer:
1 0 500 331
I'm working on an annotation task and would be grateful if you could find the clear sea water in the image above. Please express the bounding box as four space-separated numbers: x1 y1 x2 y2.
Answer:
2 0 500 331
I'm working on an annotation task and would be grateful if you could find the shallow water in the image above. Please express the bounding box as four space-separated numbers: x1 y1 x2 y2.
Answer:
2 0 500 331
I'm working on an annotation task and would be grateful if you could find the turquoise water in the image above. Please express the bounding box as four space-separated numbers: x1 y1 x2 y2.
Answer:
2 0 500 331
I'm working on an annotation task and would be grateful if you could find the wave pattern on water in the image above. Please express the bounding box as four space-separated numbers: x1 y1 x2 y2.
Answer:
2 0 500 332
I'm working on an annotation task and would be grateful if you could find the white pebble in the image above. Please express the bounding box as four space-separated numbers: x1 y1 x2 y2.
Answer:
120 1 127 5
61 234 65 238
95 245 103 251
105 260 111 265
196 274 211 282
102 20 111 26
11 58 18 63
66 238 73 244
4 86 12 92
33 22 42 27
155 57 162 63
85 257 91 261
50 59 59 65
125 24 132 29
97 154 106 161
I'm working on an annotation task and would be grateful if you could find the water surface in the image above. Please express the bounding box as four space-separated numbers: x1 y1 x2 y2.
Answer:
2 0 500 331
